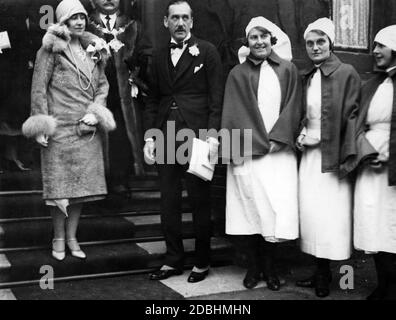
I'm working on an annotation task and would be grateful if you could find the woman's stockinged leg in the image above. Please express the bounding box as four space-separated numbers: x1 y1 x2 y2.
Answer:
50 206 66 242
65 203 83 241
65 203 86 259
50 206 66 260
243 235 261 289
260 239 281 291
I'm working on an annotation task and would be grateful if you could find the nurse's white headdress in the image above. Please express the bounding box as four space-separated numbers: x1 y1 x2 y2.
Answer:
238 16 293 63
304 17 335 44
374 25 396 51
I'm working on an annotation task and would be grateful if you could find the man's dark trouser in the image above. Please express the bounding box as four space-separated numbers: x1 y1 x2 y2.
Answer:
106 60 133 189
157 109 212 269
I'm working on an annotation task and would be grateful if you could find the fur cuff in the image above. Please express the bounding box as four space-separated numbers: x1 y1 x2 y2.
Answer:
42 24 71 53
87 103 116 132
22 115 57 138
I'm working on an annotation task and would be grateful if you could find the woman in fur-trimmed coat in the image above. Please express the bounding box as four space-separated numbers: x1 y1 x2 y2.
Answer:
22 0 115 261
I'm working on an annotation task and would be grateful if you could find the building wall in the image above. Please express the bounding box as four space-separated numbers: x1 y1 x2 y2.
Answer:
141 0 396 75
3 0 396 75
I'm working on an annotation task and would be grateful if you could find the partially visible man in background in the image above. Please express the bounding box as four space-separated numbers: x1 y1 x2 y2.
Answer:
0 1 33 173
89 0 152 194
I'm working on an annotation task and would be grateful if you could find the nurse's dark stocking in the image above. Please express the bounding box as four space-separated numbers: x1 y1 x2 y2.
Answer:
243 235 261 289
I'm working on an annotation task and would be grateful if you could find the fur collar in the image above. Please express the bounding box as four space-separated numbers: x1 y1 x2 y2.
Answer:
42 24 109 62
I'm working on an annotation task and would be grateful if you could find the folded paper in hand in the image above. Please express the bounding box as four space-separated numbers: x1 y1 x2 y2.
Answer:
0 31 11 53
187 138 215 181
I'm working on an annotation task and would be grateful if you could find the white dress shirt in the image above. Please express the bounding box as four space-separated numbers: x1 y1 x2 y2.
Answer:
170 33 191 66
100 13 117 31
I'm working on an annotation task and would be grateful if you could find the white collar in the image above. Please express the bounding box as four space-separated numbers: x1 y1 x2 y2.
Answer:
170 33 191 45
100 13 117 19
100 13 117 31
386 66 396 73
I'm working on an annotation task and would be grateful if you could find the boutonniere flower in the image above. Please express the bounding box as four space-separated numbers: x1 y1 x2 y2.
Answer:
86 38 110 61
189 44 200 57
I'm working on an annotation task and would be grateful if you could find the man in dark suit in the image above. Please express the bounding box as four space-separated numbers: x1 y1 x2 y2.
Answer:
88 0 152 192
144 0 223 283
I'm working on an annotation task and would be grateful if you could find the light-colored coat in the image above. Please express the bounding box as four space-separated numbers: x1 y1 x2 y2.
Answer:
22 24 116 200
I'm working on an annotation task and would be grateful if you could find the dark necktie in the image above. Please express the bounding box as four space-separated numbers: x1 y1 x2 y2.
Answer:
169 42 184 50
105 15 111 31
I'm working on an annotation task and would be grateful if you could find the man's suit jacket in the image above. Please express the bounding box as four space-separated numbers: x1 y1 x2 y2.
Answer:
145 35 223 135
88 11 152 175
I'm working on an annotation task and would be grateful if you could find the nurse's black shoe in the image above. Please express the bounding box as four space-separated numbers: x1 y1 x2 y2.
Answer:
315 274 331 298
296 272 332 288
265 274 281 291
296 275 316 288
296 273 332 298
243 269 262 289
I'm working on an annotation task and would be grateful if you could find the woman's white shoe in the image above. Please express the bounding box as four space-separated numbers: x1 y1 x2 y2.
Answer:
52 239 66 261
67 239 87 259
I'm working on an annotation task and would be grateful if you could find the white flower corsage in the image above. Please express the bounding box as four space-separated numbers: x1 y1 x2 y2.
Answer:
86 38 110 61
108 38 125 53
189 44 200 57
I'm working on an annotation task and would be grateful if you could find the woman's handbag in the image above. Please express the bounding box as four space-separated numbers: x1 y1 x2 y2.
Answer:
76 121 97 137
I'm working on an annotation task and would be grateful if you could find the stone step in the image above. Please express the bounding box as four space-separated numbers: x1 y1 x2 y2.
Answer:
0 213 210 250
0 192 190 220
0 168 161 191
0 237 233 287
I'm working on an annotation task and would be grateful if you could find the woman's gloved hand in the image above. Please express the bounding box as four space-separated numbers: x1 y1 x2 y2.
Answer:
80 113 98 126
36 134 49 147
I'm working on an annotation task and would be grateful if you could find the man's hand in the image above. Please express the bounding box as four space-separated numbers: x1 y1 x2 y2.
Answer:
296 134 305 151
207 137 220 164
80 113 99 126
144 140 156 163
131 83 139 98
269 141 283 153
36 134 49 147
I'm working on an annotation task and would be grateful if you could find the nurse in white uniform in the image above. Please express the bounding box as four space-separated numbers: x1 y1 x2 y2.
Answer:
222 17 302 291
296 18 361 298
354 25 396 300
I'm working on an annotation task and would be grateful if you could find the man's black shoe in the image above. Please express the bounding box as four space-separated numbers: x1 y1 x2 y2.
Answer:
149 268 183 281
187 270 209 283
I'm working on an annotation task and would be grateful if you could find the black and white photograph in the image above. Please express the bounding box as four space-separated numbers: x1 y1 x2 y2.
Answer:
0 0 396 305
